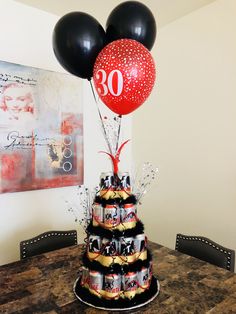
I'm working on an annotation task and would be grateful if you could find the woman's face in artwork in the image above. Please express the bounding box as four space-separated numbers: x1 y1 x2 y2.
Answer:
4 85 34 119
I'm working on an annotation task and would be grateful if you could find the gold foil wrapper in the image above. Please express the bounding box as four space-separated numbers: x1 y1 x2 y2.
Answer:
87 250 147 267
92 219 136 230
100 189 131 200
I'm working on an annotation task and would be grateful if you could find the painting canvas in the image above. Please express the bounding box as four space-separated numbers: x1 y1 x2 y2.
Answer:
0 60 83 193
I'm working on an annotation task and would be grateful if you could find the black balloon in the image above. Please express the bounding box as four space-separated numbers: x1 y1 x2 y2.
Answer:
106 1 156 50
53 12 106 80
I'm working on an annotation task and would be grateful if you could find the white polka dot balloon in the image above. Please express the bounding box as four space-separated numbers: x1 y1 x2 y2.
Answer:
93 39 156 115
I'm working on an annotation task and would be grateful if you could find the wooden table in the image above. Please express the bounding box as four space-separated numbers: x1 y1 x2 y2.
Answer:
0 241 236 313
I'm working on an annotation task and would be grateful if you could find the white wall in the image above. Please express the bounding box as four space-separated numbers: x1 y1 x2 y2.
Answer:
0 0 131 265
133 0 236 267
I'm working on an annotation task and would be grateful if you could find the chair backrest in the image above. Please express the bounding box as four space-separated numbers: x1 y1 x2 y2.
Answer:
175 234 235 272
20 230 77 259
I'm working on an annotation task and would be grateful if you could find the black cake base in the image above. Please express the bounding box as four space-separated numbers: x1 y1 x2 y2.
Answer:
73 275 160 311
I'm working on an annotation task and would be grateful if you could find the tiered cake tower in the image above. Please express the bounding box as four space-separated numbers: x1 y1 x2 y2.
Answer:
74 169 159 310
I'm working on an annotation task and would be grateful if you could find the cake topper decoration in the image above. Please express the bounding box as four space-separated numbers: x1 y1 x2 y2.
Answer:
100 139 130 175
132 162 159 204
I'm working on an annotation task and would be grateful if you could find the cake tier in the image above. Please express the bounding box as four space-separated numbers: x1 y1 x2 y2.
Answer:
74 273 159 309
79 259 153 300
86 223 147 267
92 195 138 230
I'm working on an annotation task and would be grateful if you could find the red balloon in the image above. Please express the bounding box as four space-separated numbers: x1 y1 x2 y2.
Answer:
93 39 156 115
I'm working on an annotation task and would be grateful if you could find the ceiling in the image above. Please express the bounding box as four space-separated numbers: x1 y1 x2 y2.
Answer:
14 0 216 28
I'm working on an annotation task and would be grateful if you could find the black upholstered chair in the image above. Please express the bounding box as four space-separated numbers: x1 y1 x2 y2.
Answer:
175 234 235 272
20 230 77 259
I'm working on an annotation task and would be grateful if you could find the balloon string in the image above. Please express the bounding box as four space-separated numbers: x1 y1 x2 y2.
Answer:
89 79 98 103
116 115 122 153
89 80 113 155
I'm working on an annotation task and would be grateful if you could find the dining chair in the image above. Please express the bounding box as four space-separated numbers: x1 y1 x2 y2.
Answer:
20 230 77 259
175 234 235 272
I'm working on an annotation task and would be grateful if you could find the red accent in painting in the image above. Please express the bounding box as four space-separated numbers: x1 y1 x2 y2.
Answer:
61 113 82 135
1 153 23 180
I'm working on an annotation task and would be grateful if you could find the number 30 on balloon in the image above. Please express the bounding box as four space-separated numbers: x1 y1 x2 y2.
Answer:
95 69 123 97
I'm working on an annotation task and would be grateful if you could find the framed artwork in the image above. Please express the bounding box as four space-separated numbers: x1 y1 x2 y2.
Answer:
0 60 83 193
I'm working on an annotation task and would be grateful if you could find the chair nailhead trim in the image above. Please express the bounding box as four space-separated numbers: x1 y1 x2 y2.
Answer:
176 234 233 270
21 231 77 258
